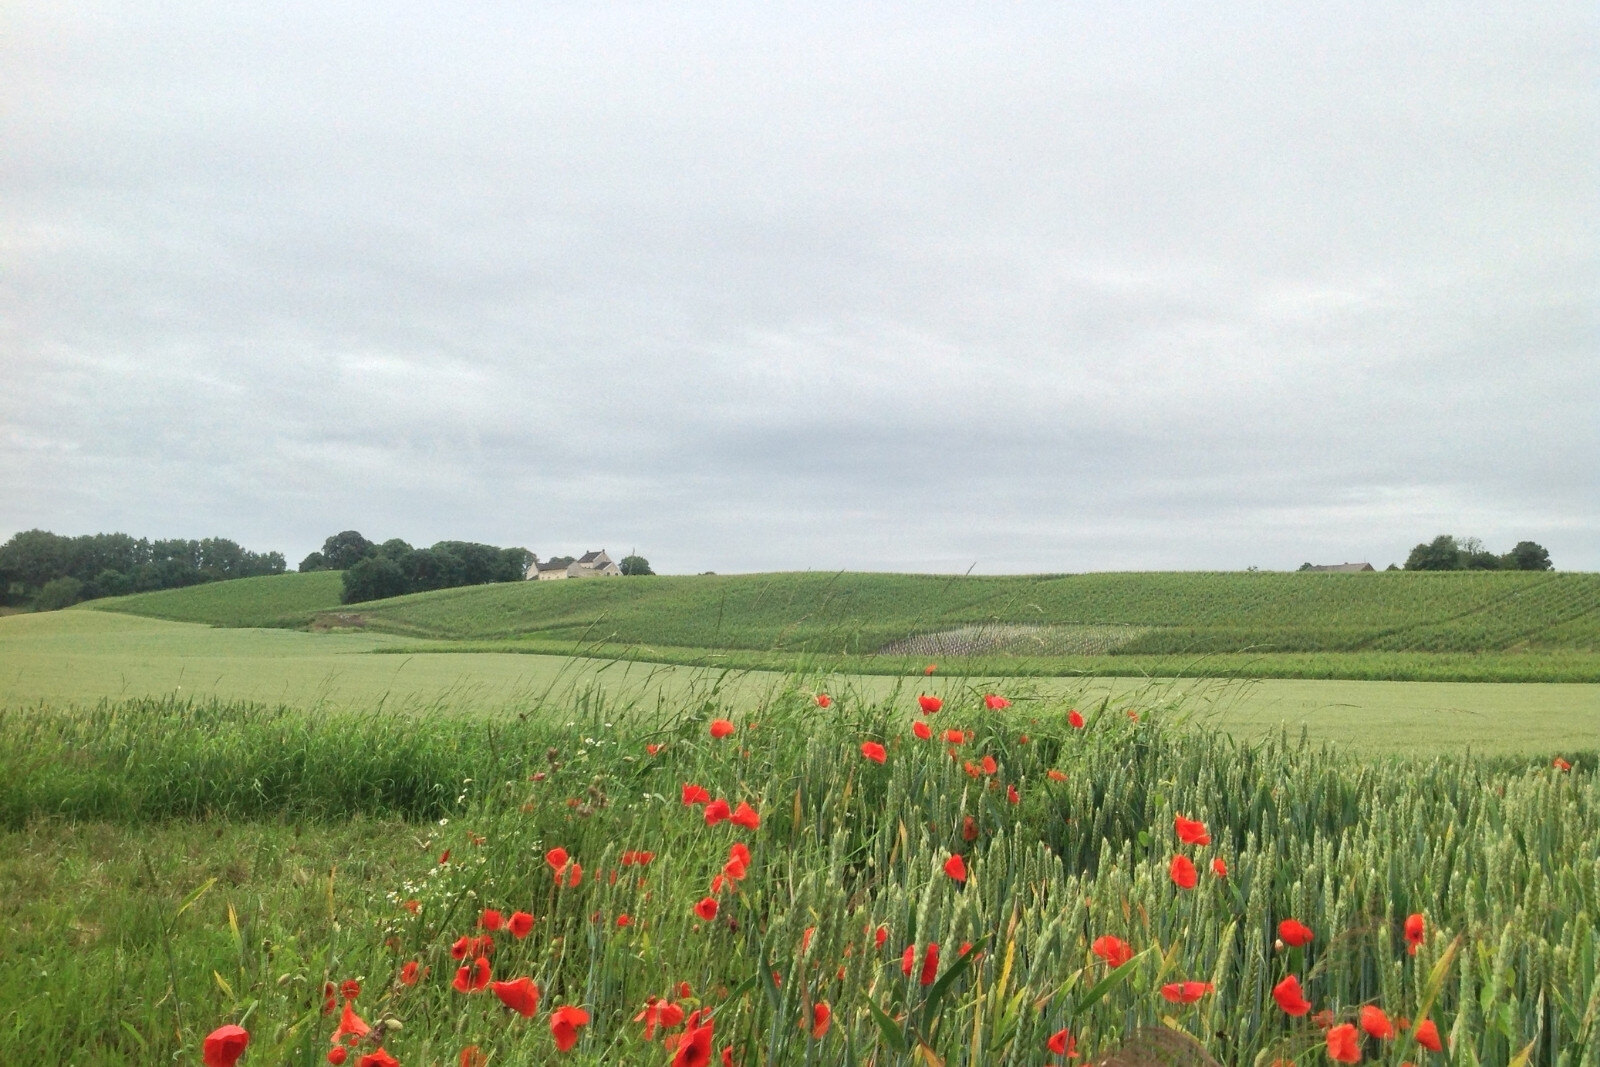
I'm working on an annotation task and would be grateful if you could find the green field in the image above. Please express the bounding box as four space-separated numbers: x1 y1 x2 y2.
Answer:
5 610 1597 756
82 569 1600 682
6 581 1599 1063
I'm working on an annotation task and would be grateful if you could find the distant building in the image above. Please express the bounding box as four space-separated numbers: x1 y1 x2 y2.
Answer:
1303 562 1375 572
525 549 622 580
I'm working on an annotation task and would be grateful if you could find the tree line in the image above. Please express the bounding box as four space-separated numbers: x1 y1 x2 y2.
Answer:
1402 535 1552 571
299 531 534 605
0 530 286 610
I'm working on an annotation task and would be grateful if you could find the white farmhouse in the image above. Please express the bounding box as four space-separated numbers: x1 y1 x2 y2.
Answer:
524 549 623 581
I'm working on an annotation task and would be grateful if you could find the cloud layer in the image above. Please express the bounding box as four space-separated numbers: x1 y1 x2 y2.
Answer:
3 2 1595 572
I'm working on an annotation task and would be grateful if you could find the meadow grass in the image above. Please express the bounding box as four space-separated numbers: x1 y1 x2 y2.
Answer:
4 611 1598 756
0 688 1593 1064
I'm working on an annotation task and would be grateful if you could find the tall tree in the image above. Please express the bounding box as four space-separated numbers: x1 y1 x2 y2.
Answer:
320 531 377 570
1504 541 1553 571
1404 535 1463 571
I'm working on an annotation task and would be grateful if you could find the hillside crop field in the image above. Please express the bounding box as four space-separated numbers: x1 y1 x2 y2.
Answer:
0 688 1593 1065
86 569 1600 682
90 569 346 627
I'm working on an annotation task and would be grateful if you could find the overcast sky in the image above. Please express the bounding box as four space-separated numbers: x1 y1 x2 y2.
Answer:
3 2 1596 574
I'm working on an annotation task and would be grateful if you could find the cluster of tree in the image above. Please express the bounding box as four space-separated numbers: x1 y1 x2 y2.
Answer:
1403 535 1553 572
300 531 534 605
0 530 286 610
619 555 653 576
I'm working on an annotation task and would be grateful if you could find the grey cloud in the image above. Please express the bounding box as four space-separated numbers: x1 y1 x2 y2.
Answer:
2 1 1595 573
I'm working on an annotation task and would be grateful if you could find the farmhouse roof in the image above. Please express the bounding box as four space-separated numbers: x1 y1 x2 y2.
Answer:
577 550 604 564
1306 562 1375 572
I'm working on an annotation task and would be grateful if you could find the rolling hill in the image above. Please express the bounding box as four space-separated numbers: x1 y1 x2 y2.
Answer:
86 568 1600 658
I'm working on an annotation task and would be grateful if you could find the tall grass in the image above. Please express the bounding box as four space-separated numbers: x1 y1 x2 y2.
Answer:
0 684 1594 1063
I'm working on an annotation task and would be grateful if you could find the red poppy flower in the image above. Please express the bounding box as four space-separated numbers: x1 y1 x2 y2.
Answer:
502 910 533 939
730 801 760 829
550 1005 590 1051
942 729 964 744
1404 913 1424 955
980 755 997 775
1017 733 1029 744
328 1048 348 1065
962 814 979 841
671 1019 715 1067
1047 769 1068 782
1279 919 1314 947
924 663 938 675
1174 815 1211 845
1068 709 1085 729
917 694 942 714
333 1000 371 1045
912 720 933 739
815 693 832 707
459 1048 486 1067
809 1001 831 1038
1047 1028 1077 1057
1007 784 1020 804
1212 857 1228 878
919 942 940 985
1322 1023 1359 1063
1091 935 1133 968
323 981 337 1014
710 718 736 739
694 896 719 921
943 854 967 882
1359 1004 1394 1039
450 935 472 960
703 798 731 826
1554 757 1572 771
722 855 747 880
875 924 888 948
492 976 541 1017
202 1024 249 1067
636 999 685 1040
402 898 420 915
453 956 491 994
1170 854 1198 889
479 909 503 932
984 693 1010 709
901 945 915 975
399 960 420 986
1272 975 1311 1016
1414 1019 1442 1051
860 741 886 763
1160 981 1213 1003
545 847 570 875
682 783 711 806
357 1051 399 1067
567 862 583 887
647 743 664 756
